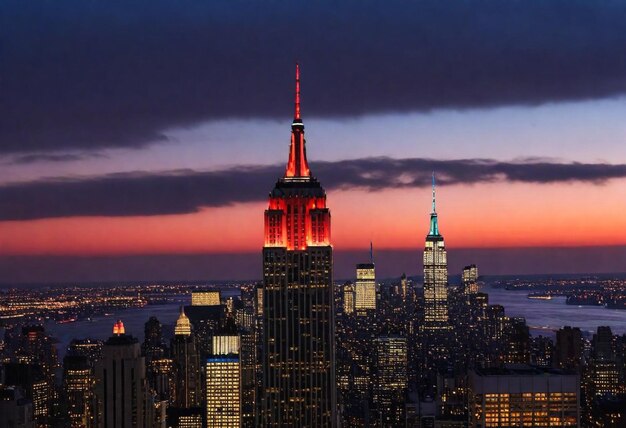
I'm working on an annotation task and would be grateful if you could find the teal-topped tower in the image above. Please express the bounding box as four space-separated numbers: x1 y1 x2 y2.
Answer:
422 172 450 333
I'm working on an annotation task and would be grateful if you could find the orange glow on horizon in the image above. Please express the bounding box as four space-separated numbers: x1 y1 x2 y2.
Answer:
1 181 626 256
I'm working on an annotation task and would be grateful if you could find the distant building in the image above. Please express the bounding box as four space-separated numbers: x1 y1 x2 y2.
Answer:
469 365 579 427
191 290 221 306
95 320 145 428
400 273 408 303
63 355 95 428
171 308 201 409
67 339 103 368
355 263 376 315
372 336 407 426
423 174 450 333
462 264 479 294
554 326 583 370
503 318 531 364
343 282 355 315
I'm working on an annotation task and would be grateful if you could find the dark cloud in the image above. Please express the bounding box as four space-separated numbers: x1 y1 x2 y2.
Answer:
7 152 106 165
3 1 626 153
1 157 625 221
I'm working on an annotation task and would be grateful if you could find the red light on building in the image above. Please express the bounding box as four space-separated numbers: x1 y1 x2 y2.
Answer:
265 64 330 250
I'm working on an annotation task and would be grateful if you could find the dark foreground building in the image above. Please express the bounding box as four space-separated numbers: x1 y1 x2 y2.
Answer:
260 64 336 426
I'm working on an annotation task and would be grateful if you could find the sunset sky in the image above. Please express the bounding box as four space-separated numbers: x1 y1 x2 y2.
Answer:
2 1 626 283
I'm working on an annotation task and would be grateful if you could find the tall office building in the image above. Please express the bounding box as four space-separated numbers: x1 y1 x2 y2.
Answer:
372 336 408 426
205 356 241 427
63 355 95 428
95 321 145 428
554 326 583 370
422 174 450 332
171 308 201 409
261 64 336 426
400 273 408 303
355 257 376 315
343 282 355 315
462 264 479 294
206 328 241 428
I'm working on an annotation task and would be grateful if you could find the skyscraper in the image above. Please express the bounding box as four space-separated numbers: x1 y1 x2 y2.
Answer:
372 336 408 426
355 246 376 316
63 355 95 428
95 320 145 428
462 264 479 295
171 308 201 409
422 174 450 332
343 282 355 315
261 64 336 426
206 356 241 427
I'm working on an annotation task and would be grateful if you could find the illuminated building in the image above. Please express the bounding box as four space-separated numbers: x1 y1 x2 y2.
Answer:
212 335 239 356
400 273 408 303
191 290 221 306
462 264 479 295
167 407 203 428
255 285 263 317
355 263 376 315
469 366 579 427
63 355 95 428
343 282 355 315
372 336 407 426
68 339 103 368
95 321 145 428
503 318 531 364
261 64 336 426
530 335 554 368
205 356 240 428
422 174 450 332
9 325 59 427
171 308 201 409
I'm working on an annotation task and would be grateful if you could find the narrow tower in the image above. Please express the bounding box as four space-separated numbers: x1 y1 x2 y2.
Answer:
261 64 336 427
422 173 450 332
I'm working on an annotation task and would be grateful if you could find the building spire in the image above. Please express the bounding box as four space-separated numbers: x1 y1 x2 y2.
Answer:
295 62 301 121
370 241 374 264
285 63 310 178
174 306 191 336
428 171 440 236
432 171 436 213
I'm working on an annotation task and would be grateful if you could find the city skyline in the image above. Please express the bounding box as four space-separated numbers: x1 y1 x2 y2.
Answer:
4 1 626 283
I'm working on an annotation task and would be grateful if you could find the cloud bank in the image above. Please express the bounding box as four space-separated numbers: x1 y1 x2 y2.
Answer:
3 1 626 153
1 157 624 221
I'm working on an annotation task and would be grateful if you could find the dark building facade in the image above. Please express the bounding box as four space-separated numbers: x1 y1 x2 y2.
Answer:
260 64 336 426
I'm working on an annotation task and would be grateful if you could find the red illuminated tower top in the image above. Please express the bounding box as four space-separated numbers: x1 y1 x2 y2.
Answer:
265 64 330 250
284 63 311 178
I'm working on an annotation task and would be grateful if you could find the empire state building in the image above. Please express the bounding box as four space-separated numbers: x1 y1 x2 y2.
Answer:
261 64 336 427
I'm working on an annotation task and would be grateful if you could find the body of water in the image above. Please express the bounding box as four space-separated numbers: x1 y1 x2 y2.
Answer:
486 286 626 337
47 303 184 359
46 286 626 356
